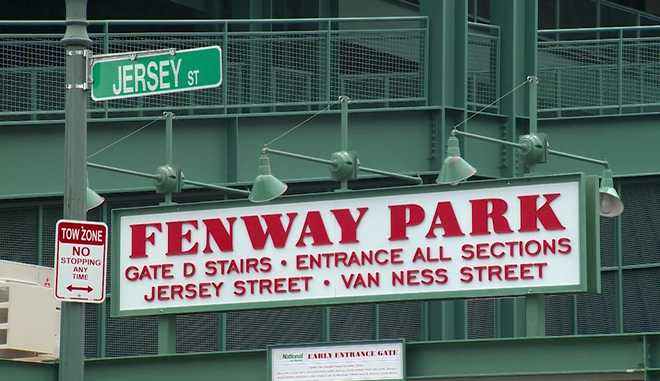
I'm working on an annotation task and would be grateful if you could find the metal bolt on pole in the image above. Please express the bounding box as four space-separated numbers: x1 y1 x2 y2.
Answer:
61 0 91 380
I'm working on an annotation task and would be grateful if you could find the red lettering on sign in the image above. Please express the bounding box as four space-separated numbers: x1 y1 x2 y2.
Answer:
295 211 332 247
388 204 424 241
518 193 565 232
331 207 368 244
425 201 464 238
166 220 199 256
130 223 162 259
202 217 236 253
470 198 514 236
241 213 298 250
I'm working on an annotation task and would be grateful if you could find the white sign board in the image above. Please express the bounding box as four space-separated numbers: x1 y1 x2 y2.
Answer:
112 175 589 316
271 341 404 381
54 220 108 303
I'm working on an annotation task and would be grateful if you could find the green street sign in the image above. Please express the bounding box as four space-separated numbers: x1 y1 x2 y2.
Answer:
90 46 222 101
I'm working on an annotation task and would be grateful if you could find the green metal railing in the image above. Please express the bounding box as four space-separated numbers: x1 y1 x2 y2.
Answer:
0 17 428 121
468 22 500 112
538 25 660 118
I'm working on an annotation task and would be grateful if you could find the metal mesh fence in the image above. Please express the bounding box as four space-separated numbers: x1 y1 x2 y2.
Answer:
175 312 218 353
621 179 660 266
0 208 38 265
226 306 323 350
545 294 574 336
467 298 495 339
576 271 618 334
105 300 159 357
623 268 660 332
378 301 422 342
468 23 499 112
330 304 376 341
0 18 427 121
538 27 660 118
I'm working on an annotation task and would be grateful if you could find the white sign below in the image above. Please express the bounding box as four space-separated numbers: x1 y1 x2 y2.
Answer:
54 220 108 303
271 341 404 381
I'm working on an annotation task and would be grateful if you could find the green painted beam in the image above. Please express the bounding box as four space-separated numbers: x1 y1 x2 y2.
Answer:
6 334 660 381
0 360 57 381
85 350 266 381
406 334 648 379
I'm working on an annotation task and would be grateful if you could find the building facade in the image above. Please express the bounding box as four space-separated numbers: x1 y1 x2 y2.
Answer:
2 0 660 380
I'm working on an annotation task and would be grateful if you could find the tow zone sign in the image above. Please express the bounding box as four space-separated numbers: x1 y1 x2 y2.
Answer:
55 220 108 303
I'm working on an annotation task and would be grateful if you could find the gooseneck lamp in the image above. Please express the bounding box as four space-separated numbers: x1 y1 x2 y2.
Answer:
249 152 289 203
436 134 477 185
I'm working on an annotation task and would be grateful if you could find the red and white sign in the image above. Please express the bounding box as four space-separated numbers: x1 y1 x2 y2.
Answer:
55 220 108 303
114 177 586 315
271 341 404 381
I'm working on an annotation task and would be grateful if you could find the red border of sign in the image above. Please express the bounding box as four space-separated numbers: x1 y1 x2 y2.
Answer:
54 219 109 303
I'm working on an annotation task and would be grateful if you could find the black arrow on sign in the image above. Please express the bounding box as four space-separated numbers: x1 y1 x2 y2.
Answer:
67 284 93 293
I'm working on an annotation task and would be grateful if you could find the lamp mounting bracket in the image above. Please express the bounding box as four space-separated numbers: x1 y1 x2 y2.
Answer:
518 133 548 168
330 151 359 182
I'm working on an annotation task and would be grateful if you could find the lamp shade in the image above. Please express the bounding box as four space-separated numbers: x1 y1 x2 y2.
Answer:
436 135 477 185
86 187 105 211
249 154 288 203
599 169 623 217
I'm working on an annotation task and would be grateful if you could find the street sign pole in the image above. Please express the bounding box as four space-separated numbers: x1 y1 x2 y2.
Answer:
61 0 90 380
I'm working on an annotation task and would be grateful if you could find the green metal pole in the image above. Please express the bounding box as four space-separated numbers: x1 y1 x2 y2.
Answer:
525 74 545 337
163 112 174 205
322 96 351 340
528 76 538 135
159 111 176 354
339 96 349 191
61 0 91 380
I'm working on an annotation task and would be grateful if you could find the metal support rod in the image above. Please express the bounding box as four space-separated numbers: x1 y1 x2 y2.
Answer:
525 74 545 337
182 179 250 195
264 147 423 184
547 149 609 167
164 112 174 205
264 147 335 165
165 112 174 165
357 165 423 184
87 162 250 195
61 1 90 380
339 95 349 190
158 111 175 353
339 96 349 191
340 96 348 152
452 129 525 149
87 162 160 180
528 76 538 135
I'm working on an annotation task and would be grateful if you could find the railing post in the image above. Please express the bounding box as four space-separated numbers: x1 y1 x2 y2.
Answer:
617 29 623 114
